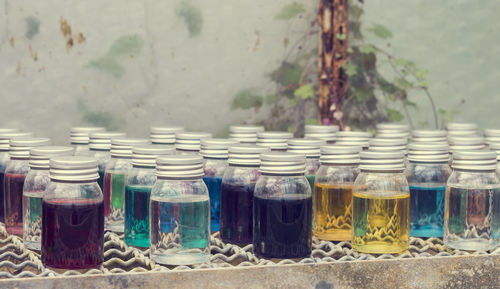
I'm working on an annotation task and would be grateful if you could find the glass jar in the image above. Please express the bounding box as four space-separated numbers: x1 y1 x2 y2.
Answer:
175 132 212 155
70 127 105 156
150 126 184 145
304 125 339 144
313 145 361 241
23 146 74 250
89 132 126 192
103 137 149 232
4 137 51 236
124 145 174 247
287 138 325 191
150 155 210 265
445 150 500 251
253 152 312 259
352 151 410 254
0 131 31 223
220 145 269 245
229 125 264 144
200 138 239 232
406 143 451 238
41 156 104 269
256 131 293 152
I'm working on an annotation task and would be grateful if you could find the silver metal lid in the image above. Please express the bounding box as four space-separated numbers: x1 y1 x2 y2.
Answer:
156 155 204 178
486 137 500 146
376 131 410 140
259 152 306 175
376 123 410 132
336 140 370 149
229 125 264 143
336 131 372 139
488 143 500 161
304 132 337 142
89 132 126 150
200 138 239 159
484 129 500 138
448 136 485 148
228 145 270 166
0 128 19 134
452 150 497 171
408 143 449 162
132 145 175 167
70 127 106 144
0 132 34 150
369 138 408 147
320 145 361 164
256 131 293 150
29 146 75 169
446 122 478 131
50 156 99 181
411 136 448 143
447 130 479 137
175 132 212 151
150 126 185 144
412 130 447 138
9 138 51 159
110 138 150 158
359 150 405 171
287 138 325 158
305 125 339 133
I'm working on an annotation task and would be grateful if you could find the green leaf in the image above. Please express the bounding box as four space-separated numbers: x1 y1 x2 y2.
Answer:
395 58 416 70
369 24 392 39
405 100 418 108
342 63 357 76
287 124 296 133
386 108 404 122
418 80 429 88
394 77 413 89
231 89 263 110
275 3 305 20
360 44 375 54
438 108 452 121
347 47 353 53
294 84 314 100
107 34 144 57
353 87 371 103
306 119 319 125
265 94 280 105
418 121 429 128
415 69 428 80
87 56 125 78
290 98 298 107
176 2 203 37
336 33 346 40
25 16 40 39
269 61 304 88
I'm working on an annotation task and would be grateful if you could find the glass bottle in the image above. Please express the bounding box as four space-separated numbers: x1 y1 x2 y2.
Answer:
256 131 293 152
70 127 105 156
352 151 410 254
200 138 239 232
445 150 500 251
124 145 174 247
220 145 269 245
103 137 149 232
229 125 264 144
4 137 51 235
0 131 31 223
407 143 451 238
150 155 210 265
89 132 126 192
287 138 325 191
150 126 184 145
304 125 339 144
175 132 212 155
22 146 74 250
313 145 361 241
41 156 104 269
253 152 313 259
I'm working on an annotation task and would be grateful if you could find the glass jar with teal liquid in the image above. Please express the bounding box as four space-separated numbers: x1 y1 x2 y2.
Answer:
124 145 174 247
287 138 325 191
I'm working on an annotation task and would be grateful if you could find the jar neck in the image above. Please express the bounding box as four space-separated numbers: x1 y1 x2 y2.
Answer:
360 169 404 174
229 163 259 168
50 179 98 184
453 168 497 174
261 172 305 177
157 176 203 181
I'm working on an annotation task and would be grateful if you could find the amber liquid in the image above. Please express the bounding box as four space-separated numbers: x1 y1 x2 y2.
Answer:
352 192 410 254
313 183 353 241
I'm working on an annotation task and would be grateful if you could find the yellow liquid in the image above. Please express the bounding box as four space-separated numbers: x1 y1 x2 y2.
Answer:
352 192 410 254
313 183 353 241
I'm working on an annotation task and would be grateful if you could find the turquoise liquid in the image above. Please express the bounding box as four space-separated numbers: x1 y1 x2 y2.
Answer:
203 176 221 232
124 186 151 247
306 175 315 192
409 185 446 237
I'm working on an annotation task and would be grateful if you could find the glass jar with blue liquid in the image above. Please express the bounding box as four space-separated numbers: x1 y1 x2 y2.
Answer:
150 155 211 265
407 143 451 238
124 145 174 248
200 138 238 232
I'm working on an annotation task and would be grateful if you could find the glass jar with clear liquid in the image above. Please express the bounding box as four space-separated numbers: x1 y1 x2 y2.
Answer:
124 145 174 248
103 137 149 232
313 145 361 241
175 132 212 155
406 143 451 238
22 146 74 250
445 150 500 251
70 127 105 156
352 151 410 254
89 132 126 192
150 155 210 265
287 138 325 191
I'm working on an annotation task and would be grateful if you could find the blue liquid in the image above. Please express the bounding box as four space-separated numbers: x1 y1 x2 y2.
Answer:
203 176 221 232
409 185 446 237
124 186 151 247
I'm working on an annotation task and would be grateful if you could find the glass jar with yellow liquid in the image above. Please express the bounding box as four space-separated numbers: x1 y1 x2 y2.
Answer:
313 145 361 241
352 151 410 254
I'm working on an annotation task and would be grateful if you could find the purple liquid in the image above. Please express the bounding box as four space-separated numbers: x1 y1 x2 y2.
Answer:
42 199 104 269
0 171 4 222
220 183 255 244
4 173 26 235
